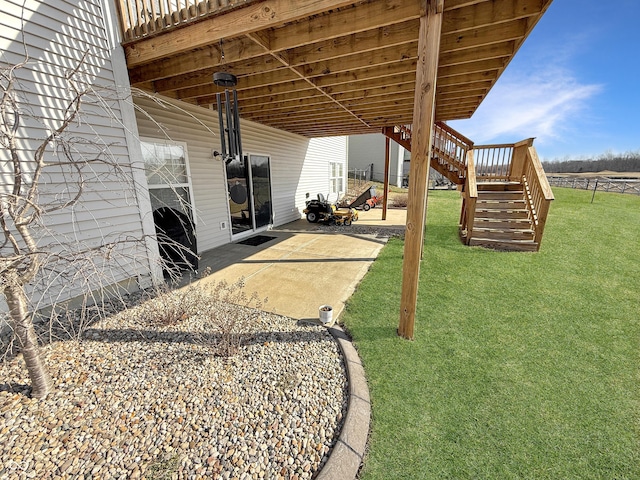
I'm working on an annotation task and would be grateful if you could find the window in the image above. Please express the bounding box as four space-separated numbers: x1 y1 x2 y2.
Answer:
141 140 194 220
141 139 198 270
329 162 344 197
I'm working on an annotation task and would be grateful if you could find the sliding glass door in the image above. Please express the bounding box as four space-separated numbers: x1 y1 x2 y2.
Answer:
225 154 272 236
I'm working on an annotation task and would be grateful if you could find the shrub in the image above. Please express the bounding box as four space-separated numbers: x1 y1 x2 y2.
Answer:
133 270 267 357
198 276 266 357
391 193 408 208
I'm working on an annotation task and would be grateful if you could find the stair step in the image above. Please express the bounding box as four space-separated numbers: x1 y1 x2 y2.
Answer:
474 219 532 230
477 199 526 209
477 191 524 200
472 227 535 241
477 182 523 191
469 238 539 252
475 209 530 220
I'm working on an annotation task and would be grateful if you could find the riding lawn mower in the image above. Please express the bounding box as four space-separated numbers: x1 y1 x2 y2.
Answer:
304 193 358 226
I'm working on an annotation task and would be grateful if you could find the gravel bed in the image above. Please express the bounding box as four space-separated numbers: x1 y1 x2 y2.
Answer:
315 223 405 238
0 307 348 479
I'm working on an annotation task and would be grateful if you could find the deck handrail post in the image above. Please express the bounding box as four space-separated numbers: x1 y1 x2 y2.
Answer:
510 138 535 181
464 149 477 244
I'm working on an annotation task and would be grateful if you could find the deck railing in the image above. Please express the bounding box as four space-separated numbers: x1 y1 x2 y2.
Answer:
472 144 514 182
116 0 256 42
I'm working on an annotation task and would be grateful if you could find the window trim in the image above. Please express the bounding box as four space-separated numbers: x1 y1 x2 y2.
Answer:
329 161 345 198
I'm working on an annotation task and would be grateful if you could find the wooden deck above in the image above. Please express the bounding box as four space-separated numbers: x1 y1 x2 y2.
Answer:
118 0 554 137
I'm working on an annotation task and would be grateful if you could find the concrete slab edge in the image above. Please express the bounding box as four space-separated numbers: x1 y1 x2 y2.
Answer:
316 326 371 480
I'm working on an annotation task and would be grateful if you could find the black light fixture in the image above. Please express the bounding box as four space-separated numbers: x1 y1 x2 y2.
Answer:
214 41 242 164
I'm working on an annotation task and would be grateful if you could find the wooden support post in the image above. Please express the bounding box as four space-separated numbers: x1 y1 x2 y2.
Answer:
382 136 391 221
398 0 443 340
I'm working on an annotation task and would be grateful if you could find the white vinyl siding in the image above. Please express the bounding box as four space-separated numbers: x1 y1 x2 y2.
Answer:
0 0 153 311
296 136 348 204
134 94 348 252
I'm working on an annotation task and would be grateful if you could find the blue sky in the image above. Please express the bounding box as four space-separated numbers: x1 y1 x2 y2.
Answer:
449 0 639 162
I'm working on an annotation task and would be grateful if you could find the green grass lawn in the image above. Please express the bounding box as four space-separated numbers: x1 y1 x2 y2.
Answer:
342 188 640 479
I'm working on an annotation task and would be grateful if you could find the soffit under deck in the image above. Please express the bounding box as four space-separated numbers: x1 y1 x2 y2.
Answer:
121 0 553 138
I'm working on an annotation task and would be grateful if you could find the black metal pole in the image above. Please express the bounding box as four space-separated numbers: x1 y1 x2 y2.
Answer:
216 93 227 158
225 90 235 158
233 89 242 159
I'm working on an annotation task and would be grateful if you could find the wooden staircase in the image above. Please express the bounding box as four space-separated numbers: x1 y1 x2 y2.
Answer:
467 182 537 251
383 124 554 252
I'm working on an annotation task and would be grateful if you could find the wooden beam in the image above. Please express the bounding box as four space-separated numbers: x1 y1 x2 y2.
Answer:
196 80 314 105
153 56 286 93
343 94 417 109
383 134 391 221
438 57 507 78
313 59 419 89
240 96 334 115
439 41 515 66
299 44 418 78
440 18 530 53
175 69 303 99
256 112 357 127
366 114 417 127
442 0 547 34
333 82 416 102
238 89 325 109
399 0 443 340
287 20 420 65
131 14 422 86
157 44 500 96
438 80 492 94
324 73 416 95
124 0 363 67
268 0 421 52
128 36 265 85
127 0 528 83
438 88 488 100
244 31 372 129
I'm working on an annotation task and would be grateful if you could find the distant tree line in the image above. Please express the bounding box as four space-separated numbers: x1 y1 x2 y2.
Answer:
542 151 640 173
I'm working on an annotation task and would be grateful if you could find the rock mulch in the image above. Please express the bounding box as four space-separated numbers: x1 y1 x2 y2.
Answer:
0 308 348 479
315 222 405 238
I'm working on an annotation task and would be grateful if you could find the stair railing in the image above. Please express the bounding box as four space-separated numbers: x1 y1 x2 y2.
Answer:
431 122 474 183
383 122 473 185
520 146 554 248
460 149 477 244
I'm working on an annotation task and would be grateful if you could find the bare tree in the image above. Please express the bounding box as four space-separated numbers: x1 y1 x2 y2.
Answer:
0 56 167 398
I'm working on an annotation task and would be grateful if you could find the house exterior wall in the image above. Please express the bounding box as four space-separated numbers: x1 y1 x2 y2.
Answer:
349 133 452 189
0 0 348 322
348 134 403 187
0 0 156 314
297 135 348 204
134 95 347 253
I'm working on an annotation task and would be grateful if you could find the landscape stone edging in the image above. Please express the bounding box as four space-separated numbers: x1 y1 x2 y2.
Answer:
316 326 371 480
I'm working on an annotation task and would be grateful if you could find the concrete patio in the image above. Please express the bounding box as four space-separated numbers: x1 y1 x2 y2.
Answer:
190 208 406 322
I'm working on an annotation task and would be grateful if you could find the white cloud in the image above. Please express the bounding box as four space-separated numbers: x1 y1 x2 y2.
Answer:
449 67 602 147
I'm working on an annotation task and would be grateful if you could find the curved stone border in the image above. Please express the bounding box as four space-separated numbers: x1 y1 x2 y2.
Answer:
317 325 371 480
